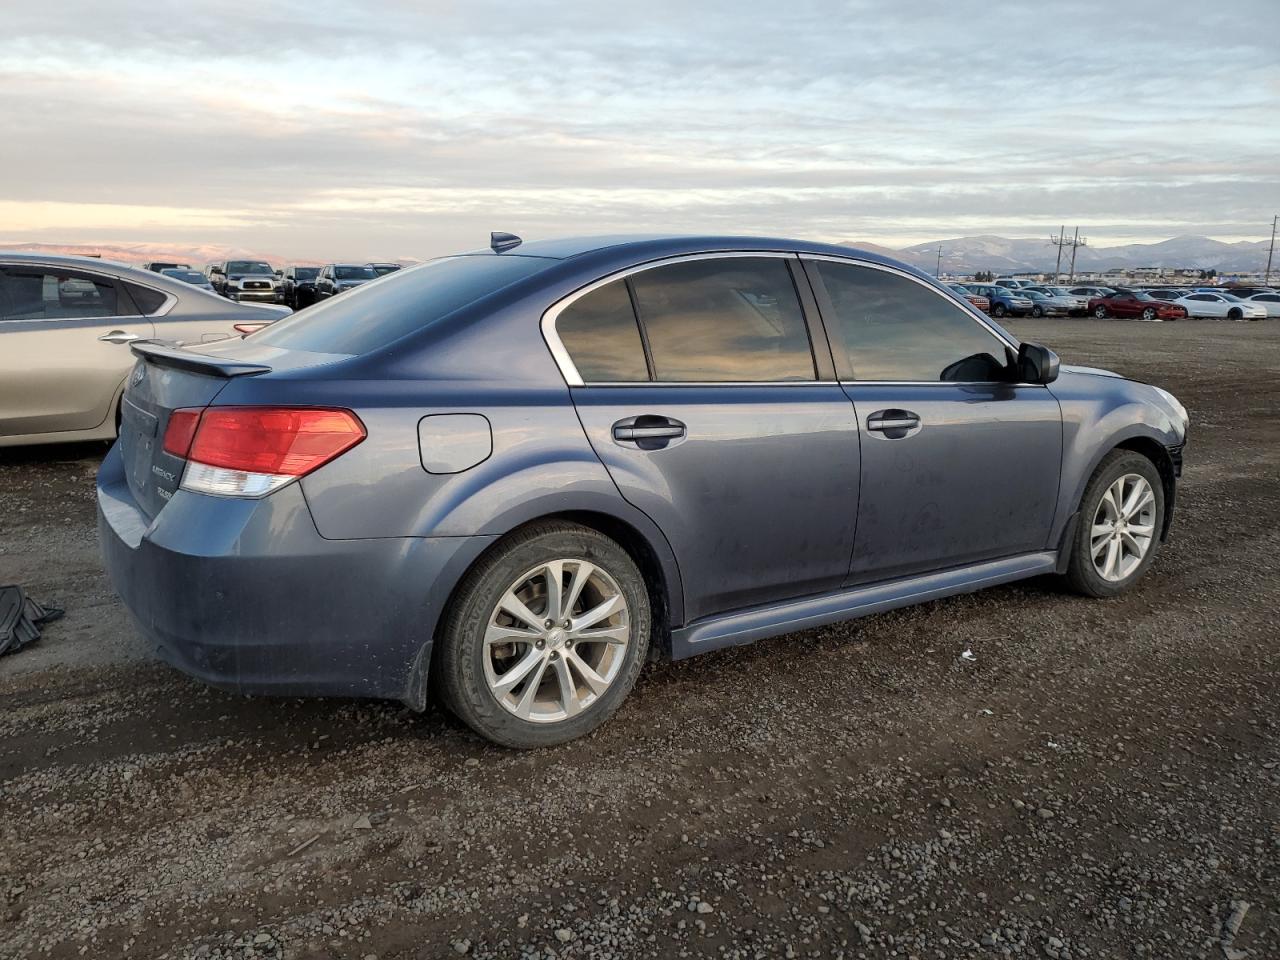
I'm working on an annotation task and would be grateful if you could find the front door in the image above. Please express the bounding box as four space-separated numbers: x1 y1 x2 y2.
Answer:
550 254 861 623
803 256 1062 584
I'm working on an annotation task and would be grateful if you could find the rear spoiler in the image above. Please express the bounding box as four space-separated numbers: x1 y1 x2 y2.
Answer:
131 341 271 378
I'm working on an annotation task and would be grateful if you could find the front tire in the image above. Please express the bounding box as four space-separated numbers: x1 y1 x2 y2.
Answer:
993 303 1008 318
437 522 651 748
1064 451 1164 598
1228 308 1243 321
1094 305 1108 319
1031 305 1044 318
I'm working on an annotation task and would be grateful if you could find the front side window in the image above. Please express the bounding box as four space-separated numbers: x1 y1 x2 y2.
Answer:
0 268 120 320
628 257 814 382
555 280 649 382
813 260 1012 382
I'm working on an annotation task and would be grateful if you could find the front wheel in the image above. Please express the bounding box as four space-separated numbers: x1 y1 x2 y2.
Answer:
1031 305 1044 318
1093 305 1108 319
992 304 1008 318
1064 451 1164 598
1228 308 1243 321
1141 307 1158 321
437 522 651 748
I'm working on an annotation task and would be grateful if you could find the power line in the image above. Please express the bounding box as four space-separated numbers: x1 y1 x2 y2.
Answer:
1267 215 1278 286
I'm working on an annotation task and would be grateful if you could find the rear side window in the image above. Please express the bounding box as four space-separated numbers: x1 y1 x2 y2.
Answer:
0 268 120 320
814 261 1012 382
123 282 168 315
628 257 814 382
252 255 555 355
556 280 649 382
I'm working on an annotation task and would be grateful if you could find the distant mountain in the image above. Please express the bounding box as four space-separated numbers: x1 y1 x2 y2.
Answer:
844 234 1272 275
0 241 422 269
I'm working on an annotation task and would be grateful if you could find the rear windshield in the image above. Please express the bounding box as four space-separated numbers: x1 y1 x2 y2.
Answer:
252 254 555 355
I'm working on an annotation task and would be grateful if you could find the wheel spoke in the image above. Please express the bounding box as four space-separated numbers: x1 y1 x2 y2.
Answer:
484 623 541 646
513 656 551 719
1100 488 1120 522
1102 538 1120 578
573 593 624 632
1121 481 1153 519
567 649 610 696
542 560 564 621
563 561 594 617
1120 530 1146 556
492 647 545 696
1127 522 1155 537
573 624 629 645
499 590 543 630
551 655 582 717
1090 522 1114 539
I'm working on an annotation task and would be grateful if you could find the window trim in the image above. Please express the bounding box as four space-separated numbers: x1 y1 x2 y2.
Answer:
542 251 828 387
0 261 177 323
799 253 1024 386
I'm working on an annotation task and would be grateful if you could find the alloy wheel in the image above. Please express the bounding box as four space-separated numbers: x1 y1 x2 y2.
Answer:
1094 306 1107 318
482 559 630 723
1090 473 1157 582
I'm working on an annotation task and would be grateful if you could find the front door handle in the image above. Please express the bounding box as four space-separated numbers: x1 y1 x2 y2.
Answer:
612 415 686 449
99 330 141 344
866 409 921 438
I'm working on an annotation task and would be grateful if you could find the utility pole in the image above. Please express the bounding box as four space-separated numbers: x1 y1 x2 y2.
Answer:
1067 227 1087 281
935 245 943 278
1049 225 1067 282
1267 215 1278 286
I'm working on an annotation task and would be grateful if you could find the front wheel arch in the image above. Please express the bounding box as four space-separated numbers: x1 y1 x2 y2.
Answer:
1113 437 1177 542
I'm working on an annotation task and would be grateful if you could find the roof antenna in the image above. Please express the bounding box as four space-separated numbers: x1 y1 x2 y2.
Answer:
490 231 522 253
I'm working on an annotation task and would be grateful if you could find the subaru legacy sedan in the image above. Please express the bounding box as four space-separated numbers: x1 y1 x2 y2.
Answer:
98 235 1188 748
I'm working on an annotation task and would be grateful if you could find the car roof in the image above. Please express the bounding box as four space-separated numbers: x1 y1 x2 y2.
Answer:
0 250 199 291
460 233 923 271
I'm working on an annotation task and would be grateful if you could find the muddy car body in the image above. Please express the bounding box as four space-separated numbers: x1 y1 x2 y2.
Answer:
98 235 1188 746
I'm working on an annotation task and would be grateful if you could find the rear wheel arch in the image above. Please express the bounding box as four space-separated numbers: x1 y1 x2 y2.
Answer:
427 510 680 696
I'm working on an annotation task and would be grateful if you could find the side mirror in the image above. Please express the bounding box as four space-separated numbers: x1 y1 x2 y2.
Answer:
1018 341 1059 385
274 270 283 278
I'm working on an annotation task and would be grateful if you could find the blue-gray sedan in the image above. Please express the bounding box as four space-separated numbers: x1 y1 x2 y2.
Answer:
98 234 1188 747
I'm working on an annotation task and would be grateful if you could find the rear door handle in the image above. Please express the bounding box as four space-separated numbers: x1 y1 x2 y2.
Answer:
866 409 921 436
99 330 141 344
612 415 686 449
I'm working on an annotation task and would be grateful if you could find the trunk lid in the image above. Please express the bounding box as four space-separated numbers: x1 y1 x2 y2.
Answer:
119 343 272 518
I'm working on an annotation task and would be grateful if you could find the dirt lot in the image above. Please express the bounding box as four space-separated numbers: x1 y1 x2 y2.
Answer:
1 318 1277 960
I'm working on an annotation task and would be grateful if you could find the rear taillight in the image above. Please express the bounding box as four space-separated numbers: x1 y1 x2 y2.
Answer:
162 408 202 458
175 407 365 498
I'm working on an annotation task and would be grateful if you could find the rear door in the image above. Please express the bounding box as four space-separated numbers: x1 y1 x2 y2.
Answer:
553 254 861 623
803 256 1062 584
0 264 154 437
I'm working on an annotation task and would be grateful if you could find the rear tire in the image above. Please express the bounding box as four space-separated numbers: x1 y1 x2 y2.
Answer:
437 522 651 748
1064 450 1165 598
993 304 1008 318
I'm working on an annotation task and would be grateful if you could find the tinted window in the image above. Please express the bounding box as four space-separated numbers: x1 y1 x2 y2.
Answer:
814 261 1011 382
252 255 554 355
293 267 319 280
0 268 119 320
556 280 649 382
227 261 273 275
335 266 377 280
124 282 168 314
629 258 814 382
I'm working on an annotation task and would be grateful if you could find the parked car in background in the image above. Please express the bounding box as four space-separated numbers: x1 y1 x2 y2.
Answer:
160 268 217 293
1144 289 1193 302
1069 286 1115 299
208 260 283 304
1018 289 1070 317
948 282 989 313
97 233 1187 748
1175 292 1267 321
995 278 1036 290
1089 290 1188 321
279 265 320 309
1219 286 1276 298
368 262 403 277
0 253 287 447
1242 292 1280 317
141 261 191 273
1024 286 1090 316
313 263 379 301
965 283 1034 318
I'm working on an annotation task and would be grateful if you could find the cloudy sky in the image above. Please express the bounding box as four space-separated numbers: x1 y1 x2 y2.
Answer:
1 0 1277 259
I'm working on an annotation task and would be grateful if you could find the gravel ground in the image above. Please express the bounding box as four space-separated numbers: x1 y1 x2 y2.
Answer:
1 318 1277 960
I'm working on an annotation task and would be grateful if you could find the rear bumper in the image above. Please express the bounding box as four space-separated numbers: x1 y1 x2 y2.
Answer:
96 444 495 707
